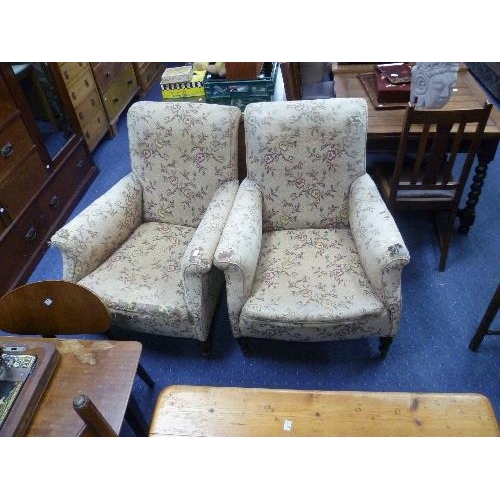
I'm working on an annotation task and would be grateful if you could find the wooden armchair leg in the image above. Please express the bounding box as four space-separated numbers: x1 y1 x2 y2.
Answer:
237 337 251 356
199 338 212 359
379 337 393 358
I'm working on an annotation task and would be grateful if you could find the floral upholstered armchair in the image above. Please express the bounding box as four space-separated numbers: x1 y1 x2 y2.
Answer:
51 101 241 355
214 99 410 356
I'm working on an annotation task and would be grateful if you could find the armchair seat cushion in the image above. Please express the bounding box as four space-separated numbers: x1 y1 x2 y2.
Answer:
79 222 196 337
239 228 391 341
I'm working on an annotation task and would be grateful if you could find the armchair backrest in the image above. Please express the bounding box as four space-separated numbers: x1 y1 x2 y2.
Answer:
244 98 367 231
128 101 241 227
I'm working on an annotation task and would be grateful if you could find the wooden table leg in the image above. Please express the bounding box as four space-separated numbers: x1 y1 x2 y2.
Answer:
457 137 499 234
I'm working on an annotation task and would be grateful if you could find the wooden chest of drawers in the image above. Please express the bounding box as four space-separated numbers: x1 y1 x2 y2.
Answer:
91 62 139 136
54 62 108 152
133 62 166 96
0 64 97 296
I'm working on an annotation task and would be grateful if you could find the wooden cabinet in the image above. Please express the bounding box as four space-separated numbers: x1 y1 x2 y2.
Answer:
91 62 139 136
52 62 164 152
133 62 166 96
0 63 97 296
51 63 108 152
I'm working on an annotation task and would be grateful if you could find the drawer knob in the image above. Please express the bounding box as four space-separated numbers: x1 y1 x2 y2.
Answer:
1 142 14 159
113 96 119 103
25 226 37 241
0 206 12 225
49 195 60 208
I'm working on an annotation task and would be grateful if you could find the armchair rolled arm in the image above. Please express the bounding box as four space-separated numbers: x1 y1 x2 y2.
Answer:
50 173 143 282
349 174 410 334
214 179 262 336
181 180 239 276
181 180 239 339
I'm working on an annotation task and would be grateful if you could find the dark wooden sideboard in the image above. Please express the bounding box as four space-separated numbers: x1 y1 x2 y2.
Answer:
0 63 97 297
133 62 166 97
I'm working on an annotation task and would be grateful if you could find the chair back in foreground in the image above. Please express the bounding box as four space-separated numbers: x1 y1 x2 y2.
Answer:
73 394 118 437
0 280 110 336
372 101 492 271
215 99 410 357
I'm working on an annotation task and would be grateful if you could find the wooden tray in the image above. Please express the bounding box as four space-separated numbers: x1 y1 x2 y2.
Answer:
0 340 60 436
359 72 408 110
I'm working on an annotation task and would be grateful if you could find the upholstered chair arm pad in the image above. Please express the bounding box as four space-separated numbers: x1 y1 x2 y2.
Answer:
181 180 239 276
214 180 262 335
349 173 410 298
50 173 143 282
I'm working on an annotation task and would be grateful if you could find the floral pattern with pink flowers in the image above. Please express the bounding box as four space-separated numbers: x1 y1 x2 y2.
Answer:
349 173 410 336
128 101 241 227
79 222 195 337
238 228 391 341
214 99 410 343
51 102 241 341
244 98 367 231
51 173 143 282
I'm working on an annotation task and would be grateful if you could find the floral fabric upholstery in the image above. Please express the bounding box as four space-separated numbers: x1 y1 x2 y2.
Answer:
80 222 195 338
349 174 410 336
51 101 241 341
181 180 239 338
244 98 367 231
214 179 263 337
215 99 410 343
240 228 391 341
51 173 143 282
128 101 241 227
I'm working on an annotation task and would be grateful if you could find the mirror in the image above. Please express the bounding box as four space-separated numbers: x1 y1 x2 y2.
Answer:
10 62 74 158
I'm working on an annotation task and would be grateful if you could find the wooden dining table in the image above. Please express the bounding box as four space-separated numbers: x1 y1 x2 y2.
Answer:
333 64 500 235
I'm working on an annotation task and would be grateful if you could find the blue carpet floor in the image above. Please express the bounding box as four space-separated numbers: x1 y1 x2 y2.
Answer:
27 76 500 436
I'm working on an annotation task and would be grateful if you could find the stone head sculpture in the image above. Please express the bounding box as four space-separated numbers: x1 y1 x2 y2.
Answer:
410 62 460 109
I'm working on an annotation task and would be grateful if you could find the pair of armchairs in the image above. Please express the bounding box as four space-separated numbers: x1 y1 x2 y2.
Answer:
51 99 410 357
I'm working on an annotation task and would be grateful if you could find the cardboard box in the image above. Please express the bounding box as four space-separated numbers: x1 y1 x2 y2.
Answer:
161 65 193 85
161 70 206 99
225 62 264 80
